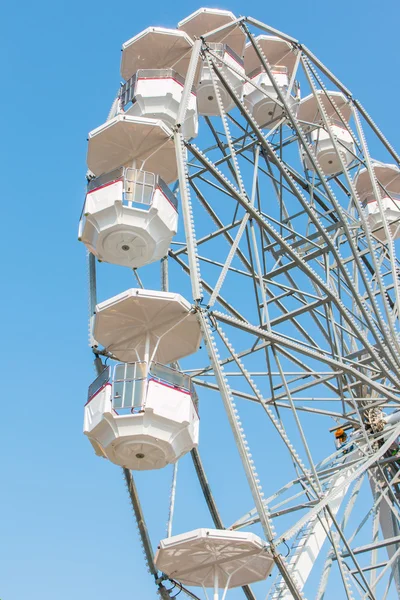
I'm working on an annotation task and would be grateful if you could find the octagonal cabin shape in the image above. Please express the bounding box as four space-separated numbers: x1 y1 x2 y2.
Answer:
122 69 198 140
93 288 202 365
178 8 246 58
355 162 400 242
243 35 300 128
120 28 198 140
78 167 178 268
298 90 354 175
121 27 195 81
155 528 274 596
178 8 246 116
84 362 199 470
86 115 177 184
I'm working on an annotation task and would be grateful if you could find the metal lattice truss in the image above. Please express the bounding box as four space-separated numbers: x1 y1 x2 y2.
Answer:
89 14 400 600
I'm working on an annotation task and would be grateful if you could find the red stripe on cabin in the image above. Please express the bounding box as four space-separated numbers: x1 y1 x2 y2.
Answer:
87 178 123 194
85 382 112 405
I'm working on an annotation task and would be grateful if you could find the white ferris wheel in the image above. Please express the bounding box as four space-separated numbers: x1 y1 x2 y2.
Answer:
80 7 400 600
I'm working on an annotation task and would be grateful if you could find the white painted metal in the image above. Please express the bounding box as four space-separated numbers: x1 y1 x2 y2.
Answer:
82 10 400 600
243 36 299 127
385 410 400 426
355 162 400 242
178 8 247 57
79 169 178 268
126 71 198 140
121 27 194 81
370 476 400 595
308 124 354 174
244 35 298 77
243 67 299 128
154 528 274 589
93 288 202 363
297 89 352 123
87 115 177 183
298 90 355 174
84 375 199 470
271 459 357 598
196 44 244 116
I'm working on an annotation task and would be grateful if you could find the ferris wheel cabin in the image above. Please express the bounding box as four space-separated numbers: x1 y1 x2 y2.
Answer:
178 8 247 116
83 115 178 266
84 289 202 470
121 28 198 140
79 168 178 268
354 162 400 242
298 90 354 175
84 362 199 470
243 36 300 128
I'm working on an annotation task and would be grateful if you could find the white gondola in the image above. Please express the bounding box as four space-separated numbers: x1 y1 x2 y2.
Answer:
121 28 198 139
195 43 244 116
155 529 274 598
354 161 400 242
85 289 202 470
78 168 178 268
123 69 198 140
87 114 177 184
178 8 246 116
243 36 300 128
298 90 354 175
84 362 199 471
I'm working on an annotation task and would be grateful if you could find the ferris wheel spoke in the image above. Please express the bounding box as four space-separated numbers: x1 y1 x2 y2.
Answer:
212 310 400 403
190 181 254 272
169 251 246 321
316 474 365 599
174 131 203 302
301 60 400 343
278 426 400 546
197 308 305 598
205 52 400 366
352 109 400 322
188 144 400 382
215 325 320 491
203 116 243 187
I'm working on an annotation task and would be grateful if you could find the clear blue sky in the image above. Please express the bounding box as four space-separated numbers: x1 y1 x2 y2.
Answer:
1 1 399 599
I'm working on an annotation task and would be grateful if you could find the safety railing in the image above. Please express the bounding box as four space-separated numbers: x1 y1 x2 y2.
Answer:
87 168 123 193
112 362 147 410
120 68 191 108
149 362 193 393
206 42 244 67
84 168 178 211
111 361 195 412
124 169 155 206
87 361 195 412
149 362 198 417
87 365 111 403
